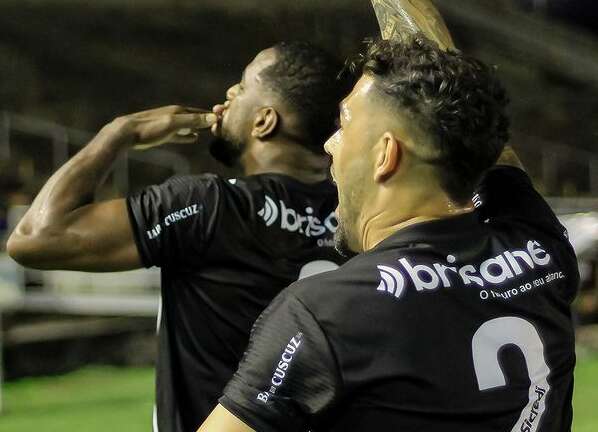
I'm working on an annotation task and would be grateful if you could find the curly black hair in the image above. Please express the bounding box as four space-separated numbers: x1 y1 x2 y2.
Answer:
260 41 353 154
354 36 510 204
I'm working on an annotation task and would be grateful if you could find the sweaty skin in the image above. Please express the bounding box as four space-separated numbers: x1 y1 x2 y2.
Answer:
7 106 216 271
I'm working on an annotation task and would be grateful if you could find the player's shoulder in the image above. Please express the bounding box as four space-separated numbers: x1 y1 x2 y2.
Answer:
477 165 531 189
287 247 406 310
163 173 256 203
211 173 299 200
160 172 224 192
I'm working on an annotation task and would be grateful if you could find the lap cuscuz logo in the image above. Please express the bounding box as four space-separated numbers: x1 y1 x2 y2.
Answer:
376 240 553 301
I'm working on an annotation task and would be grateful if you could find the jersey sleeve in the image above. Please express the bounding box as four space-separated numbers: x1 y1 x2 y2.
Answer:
474 166 565 235
126 175 222 268
219 289 341 432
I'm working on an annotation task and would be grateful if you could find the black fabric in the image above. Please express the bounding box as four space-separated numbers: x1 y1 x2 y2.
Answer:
127 173 343 432
221 293 339 432
222 166 579 432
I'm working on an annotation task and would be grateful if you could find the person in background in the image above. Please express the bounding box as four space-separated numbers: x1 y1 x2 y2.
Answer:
7 41 351 432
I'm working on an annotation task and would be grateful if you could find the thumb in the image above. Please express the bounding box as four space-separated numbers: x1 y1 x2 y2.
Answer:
194 113 218 129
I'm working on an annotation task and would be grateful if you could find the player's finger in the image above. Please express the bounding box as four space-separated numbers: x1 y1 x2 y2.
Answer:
132 105 208 120
176 128 194 137
182 107 213 114
170 133 199 144
212 104 226 115
131 105 185 119
170 113 218 130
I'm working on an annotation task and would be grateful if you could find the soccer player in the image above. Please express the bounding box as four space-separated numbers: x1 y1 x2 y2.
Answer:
7 42 350 432
196 37 579 432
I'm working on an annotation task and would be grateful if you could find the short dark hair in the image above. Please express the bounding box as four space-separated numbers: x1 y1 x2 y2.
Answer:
355 36 510 204
260 41 352 154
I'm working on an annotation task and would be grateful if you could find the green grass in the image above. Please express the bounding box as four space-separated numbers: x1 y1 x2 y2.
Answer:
0 367 154 432
573 355 598 432
0 358 597 431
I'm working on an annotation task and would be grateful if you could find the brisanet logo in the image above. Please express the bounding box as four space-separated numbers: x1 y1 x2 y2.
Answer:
376 240 552 300
377 265 406 299
258 195 279 227
257 194 338 237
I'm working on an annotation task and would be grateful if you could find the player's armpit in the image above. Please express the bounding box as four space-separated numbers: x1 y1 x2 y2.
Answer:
197 405 256 432
7 198 142 272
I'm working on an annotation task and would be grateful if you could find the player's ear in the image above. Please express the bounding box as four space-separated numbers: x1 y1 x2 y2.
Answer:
251 107 279 139
373 132 402 183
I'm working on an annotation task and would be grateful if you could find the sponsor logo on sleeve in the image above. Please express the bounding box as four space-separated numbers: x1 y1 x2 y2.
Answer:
146 204 201 240
256 333 303 404
257 194 338 238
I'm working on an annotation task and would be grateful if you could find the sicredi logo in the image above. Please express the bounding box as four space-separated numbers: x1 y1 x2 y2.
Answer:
257 194 338 237
376 240 552 300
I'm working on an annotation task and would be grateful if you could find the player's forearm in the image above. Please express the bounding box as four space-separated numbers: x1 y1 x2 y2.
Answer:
7 120 131 263
7 106 214 268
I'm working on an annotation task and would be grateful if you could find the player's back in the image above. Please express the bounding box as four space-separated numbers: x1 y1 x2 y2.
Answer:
300 212 577 431
220 167 579 432
304 166 578 431
127 173 343 432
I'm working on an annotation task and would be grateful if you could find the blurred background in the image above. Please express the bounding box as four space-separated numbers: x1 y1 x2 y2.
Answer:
0 0 597 431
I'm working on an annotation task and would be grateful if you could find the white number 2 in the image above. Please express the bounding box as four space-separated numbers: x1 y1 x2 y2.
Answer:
472 317 551 432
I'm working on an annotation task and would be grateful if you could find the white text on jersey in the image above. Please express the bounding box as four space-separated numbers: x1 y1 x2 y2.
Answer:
258 194 337 238
146 204 200 240
377 240 555 299
257 333 303 403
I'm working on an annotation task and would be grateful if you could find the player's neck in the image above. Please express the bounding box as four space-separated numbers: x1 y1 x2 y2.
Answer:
360 184 474 251
242 140 329 184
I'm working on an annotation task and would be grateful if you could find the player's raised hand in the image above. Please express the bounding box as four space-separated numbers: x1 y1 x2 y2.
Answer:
104 105 218 150
370 0 456 50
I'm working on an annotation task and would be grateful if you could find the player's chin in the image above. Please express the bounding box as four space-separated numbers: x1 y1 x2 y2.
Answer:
333 224 357 258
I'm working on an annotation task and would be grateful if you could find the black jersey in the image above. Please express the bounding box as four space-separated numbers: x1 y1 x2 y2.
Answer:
126 173 344 432
220 166 579 432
